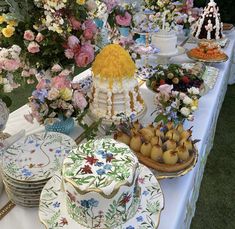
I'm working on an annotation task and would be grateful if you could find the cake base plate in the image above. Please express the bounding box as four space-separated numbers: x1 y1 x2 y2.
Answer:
156 46 186 65
87 104 147 127
39 165 164 229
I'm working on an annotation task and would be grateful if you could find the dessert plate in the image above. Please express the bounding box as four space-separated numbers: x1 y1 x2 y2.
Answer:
138 149 198 180
186 50 228 63
1 132 76 182
2 171 48 186
88 104 147 126
39 165 164 229
182 64 220 94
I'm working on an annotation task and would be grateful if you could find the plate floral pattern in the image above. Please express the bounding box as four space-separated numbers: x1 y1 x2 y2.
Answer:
63 139 138 191
1 132 76 182
39 165 164 229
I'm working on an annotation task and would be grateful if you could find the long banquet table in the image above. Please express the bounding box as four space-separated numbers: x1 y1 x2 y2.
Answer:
0 30 235 229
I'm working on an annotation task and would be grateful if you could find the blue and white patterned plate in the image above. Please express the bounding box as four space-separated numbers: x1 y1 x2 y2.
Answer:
39 165 164 229
1 132 76 182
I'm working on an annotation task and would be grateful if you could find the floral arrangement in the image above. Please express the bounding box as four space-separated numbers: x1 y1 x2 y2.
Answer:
88 0 144 47
154 84 200 124
175 0 203 30
143 0 183 31
0 45 21 91
25 67 88 125
0 0 97 100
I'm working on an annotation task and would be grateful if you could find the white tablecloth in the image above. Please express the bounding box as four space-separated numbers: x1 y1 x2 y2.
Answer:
1 30 235 229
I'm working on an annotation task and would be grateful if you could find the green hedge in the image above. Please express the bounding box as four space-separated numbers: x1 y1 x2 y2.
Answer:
194 0 235 23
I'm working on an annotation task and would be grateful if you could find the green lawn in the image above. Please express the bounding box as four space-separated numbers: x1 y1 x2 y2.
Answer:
7 84 235 229
191 85 235 229
8 83 36 112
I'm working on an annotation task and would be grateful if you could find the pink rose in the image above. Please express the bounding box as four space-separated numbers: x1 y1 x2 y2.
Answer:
158 84 173 94
47 88 60 100
29 68 37 75
21 70 30 77
58 69 71 77
24 30 35 41
72 91 87 109
3 59 21 71
186 0 194 8
27 42 40 53
36 79 48 90
65 49 74 59
71 82 81 90
75 44 94 67
35 33 44 43
27 79 35 84
83 19 97 33
115 12 132 27
75 52 92 67
69 16 81 30
51 76 71 89
67 35 80 49
83 28 94 40
51 64 62 72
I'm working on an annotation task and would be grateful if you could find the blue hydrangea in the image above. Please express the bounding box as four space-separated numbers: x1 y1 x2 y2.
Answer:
32 89 48 103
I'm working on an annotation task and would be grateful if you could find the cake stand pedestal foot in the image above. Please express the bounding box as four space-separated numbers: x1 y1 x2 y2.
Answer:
157 56 170 65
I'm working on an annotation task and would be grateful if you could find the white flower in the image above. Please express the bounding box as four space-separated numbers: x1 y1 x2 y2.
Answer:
171 98 180 108
180 107 190 117
188 115 194 121
131 53 137 59
191 106 197 111
188 87 200 95
3 78 8 84
86 0 97 12
0 48 9 58
11 45 21 54
183 96 193 105
4 83 13 93
46 14 53 24
51 64 62 72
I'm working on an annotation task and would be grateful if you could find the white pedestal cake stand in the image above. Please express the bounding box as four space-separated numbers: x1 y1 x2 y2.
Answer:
156 46 186 65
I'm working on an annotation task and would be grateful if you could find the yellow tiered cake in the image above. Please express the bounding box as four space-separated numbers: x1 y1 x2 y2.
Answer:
89 44 145 123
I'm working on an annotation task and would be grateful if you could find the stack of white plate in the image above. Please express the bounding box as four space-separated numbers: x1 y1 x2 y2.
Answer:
0 132 76 207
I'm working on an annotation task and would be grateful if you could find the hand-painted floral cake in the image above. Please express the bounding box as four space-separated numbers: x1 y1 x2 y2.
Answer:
89 44 145 123
192 0 224 40
62 138 141 228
